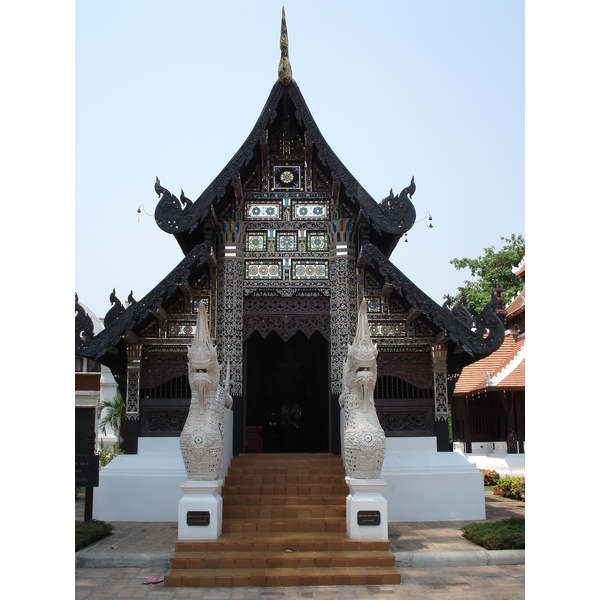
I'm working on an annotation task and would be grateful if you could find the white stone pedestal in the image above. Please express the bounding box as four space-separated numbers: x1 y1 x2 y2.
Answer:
345 477 388 539
178 479 223 540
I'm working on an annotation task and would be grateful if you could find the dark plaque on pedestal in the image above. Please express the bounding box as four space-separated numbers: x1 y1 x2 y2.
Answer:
357 510 381 526
187 511 210 526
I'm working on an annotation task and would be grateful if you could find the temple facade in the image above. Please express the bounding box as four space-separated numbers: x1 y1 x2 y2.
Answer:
75 12 505 521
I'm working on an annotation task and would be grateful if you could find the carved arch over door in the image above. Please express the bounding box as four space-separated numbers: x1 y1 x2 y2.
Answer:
243 296 330 342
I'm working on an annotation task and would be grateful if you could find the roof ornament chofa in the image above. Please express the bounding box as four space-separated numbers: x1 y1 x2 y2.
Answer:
278 6 293 86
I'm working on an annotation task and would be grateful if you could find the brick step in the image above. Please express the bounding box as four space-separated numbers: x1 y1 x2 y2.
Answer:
222 484 349 497
227 459 345 468
223 506 346 520
225 474 345 485
223 519 346 534
165 453 400 588
230 452 340 461
223 495 345 508
164 566 400 587
171 549 395 570
175 533 392 553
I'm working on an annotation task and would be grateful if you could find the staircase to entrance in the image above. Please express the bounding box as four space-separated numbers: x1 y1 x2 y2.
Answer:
165 453 400 587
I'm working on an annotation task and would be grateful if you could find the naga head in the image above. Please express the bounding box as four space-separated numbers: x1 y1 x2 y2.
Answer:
346 299 378 407
188 301 220 406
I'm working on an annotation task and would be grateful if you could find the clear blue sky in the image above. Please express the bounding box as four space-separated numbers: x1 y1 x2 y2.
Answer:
74 0 525 317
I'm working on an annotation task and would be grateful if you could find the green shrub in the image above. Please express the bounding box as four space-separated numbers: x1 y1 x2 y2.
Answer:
496 475 525 501
461 517 525 550
481 469 500 486
98 439 122 467
75 520 113 551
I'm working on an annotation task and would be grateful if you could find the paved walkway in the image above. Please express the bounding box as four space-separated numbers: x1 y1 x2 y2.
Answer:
75 492 525 598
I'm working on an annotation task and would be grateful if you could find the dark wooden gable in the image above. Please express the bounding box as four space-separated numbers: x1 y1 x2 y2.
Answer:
153 81 416 259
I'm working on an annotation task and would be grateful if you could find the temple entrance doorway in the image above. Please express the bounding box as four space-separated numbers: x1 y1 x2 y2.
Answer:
244 330 330 453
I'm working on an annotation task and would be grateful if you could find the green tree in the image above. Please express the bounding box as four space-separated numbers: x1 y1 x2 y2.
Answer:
447 234 525 318
96 391 126 452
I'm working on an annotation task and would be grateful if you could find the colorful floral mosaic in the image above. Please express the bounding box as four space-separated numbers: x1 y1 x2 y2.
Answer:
245 261 283 280
246 203 281 220
293 202 328 220
277 231 297 251
307 231 328 251
167 321 197 338
366 297 381 313
291 260 329 280
246 232 267 252
273 165 301 189
368 321 407 338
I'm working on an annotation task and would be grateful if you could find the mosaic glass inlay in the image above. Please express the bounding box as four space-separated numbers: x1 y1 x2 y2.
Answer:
246 202 281 220
366 297 382 313
307 231 328 251
246 232 267 252
277 231 298 252
245 261 283 280
291 260 329 280
369 322 407 338
273 165 301 189
167 321 197 338
292 202 329 220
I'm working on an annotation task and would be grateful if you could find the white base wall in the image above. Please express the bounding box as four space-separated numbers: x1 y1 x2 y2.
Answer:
93 411 233 522
93 431 484 523
93 437 186 521
381 437 485 522
452 441 525 476
462 453 525 477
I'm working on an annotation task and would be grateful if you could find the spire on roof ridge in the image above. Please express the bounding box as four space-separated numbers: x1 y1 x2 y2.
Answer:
278 6 293 86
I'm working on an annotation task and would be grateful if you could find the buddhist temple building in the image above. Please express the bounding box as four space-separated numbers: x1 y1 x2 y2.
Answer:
75 10 506 523
450 260 525 475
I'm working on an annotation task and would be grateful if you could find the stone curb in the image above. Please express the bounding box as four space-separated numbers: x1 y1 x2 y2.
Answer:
75 551 173 569
75 549 524 569
393 549 525 568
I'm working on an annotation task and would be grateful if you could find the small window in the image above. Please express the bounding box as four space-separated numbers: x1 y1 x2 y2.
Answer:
75 357 84 372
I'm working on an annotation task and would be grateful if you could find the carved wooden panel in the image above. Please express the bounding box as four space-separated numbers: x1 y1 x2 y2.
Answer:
243 296 330 341
376 406 434 437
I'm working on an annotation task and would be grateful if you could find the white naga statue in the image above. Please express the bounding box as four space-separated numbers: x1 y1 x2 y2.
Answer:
340 299 386 479
180 301 232 481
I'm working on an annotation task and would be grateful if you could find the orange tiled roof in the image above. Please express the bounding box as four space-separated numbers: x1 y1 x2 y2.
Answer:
454 332 525 395
506 288 525 319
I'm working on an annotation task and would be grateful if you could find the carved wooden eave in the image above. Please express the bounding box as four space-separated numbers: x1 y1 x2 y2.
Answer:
153 81 416 258
359 243 505 361
75 243 212 362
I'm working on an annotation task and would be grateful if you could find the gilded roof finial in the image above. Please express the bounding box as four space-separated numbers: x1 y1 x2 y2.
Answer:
278 6 293 86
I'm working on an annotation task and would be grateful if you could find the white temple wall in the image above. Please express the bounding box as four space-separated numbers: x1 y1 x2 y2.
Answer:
93 410 233 521
381 437 485 521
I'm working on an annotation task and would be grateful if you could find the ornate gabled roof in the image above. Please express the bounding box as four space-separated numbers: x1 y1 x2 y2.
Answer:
360 243 505 359
153 78 416 257
75 243 213 361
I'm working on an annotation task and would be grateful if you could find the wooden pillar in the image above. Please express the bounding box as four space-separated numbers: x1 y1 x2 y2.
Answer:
125 343 142 454
464 396 473 453
217 243 244 454
507 391 518 454
84 427 96 521
432 343 450 451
